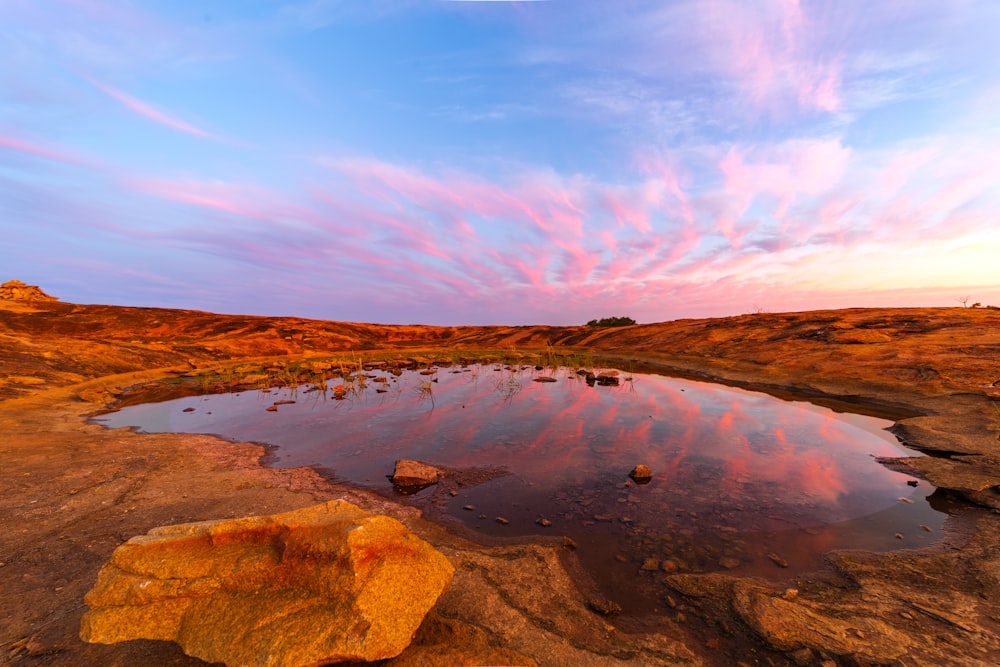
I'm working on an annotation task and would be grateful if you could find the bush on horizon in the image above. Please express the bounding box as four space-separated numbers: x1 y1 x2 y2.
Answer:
585 316 637 327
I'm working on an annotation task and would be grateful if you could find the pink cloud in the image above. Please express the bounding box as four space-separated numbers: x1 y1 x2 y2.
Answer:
701 0 843 115
0 133 89 165
85 76 217 140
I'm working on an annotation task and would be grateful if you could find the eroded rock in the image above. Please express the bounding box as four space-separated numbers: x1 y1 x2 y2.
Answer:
0 279 57 301
732 581 911 663
80 500 455 666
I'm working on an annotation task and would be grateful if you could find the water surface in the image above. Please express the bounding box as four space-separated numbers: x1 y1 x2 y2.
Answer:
96 363 945 612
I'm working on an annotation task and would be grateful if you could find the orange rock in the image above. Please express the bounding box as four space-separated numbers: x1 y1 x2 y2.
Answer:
80 500 454 666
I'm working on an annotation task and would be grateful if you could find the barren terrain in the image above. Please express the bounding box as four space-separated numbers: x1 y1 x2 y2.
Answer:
2 298 999 665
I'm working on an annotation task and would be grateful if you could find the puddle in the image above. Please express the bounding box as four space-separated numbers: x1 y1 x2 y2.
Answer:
95 364 946 613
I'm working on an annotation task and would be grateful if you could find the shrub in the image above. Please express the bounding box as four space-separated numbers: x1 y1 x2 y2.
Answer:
586 316 637 327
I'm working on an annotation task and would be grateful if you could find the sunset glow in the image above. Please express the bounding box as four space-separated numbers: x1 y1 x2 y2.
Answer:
2 1 998 324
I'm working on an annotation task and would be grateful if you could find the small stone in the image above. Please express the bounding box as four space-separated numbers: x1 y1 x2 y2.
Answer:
907 480 919 487
265 405 278 412
391 459 441 488
921 525 932 532
273 399 296 406
462 505 475 511
767 553 789 568
448 490 458 497
789 647 814 665
895 533 904 539
661 560 679 573
586 597 622 616
782 588 799 600
533 376 557 383
535 518 551 527
641 558 661 571
898 497 913 503
629 464 653 483
496 517 509 525
182 407 195 413
718 557 740 570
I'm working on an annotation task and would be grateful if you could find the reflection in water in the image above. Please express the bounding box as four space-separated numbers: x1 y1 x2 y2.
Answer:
97 364 946 613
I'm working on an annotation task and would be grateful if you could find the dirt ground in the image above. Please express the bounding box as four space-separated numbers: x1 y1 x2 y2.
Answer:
2 299 1000 666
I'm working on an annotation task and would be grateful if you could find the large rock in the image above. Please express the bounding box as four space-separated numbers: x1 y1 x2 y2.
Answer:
0 279 57 301
80 500 455 666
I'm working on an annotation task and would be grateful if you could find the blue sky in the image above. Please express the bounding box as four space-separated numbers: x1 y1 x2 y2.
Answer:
2 0 998 324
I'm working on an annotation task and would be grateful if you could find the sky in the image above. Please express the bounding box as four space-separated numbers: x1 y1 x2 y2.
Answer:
2 0 999 325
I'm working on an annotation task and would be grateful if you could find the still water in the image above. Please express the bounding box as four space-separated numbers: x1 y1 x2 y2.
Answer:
96 363 945 612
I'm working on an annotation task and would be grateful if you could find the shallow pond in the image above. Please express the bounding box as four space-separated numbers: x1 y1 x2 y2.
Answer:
96 363 946 613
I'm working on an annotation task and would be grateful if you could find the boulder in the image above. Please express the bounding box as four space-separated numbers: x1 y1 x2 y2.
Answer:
0 279 57 301
392 459 442 488
80 500 455 666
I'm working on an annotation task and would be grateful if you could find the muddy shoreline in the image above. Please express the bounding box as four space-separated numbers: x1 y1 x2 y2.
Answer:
3 302 1000 665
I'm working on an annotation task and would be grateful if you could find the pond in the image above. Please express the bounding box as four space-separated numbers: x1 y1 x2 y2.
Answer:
95 362 947 614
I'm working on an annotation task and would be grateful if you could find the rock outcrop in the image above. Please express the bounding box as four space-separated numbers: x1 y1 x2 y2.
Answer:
0 279 56 301
80 500 455 666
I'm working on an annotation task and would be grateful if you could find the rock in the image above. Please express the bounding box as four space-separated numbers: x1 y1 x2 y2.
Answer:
732 581 910 662
768 553 789 568
629 464 653 483
0 279 57 301
391 459 442 488
641 558 661 571
533 376 557 383
80 500 455 666
585 597 621 615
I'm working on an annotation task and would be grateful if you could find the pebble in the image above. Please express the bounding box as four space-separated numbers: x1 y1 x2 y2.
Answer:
449 490 458 497
641 558 660 571
782 588 799 600
495 517 509 525
182 407 195 412
462 505 475 511
768 553 789 568
921 525 932 532
265 405 278 412
899 497 913 503
895 533 904 539
536 517 551 527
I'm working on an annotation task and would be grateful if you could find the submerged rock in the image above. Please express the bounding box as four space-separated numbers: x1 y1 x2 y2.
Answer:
80 500 455 666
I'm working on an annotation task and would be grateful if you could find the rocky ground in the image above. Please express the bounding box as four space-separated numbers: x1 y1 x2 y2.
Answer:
2 294 1000 666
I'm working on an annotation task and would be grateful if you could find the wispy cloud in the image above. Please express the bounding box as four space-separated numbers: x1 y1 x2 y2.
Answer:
84 76 218 140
